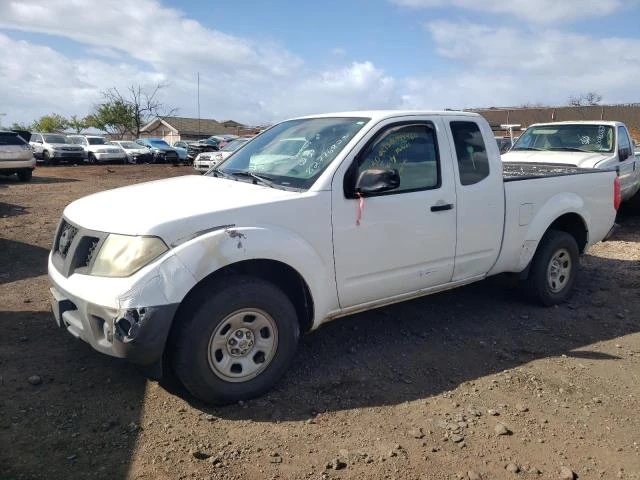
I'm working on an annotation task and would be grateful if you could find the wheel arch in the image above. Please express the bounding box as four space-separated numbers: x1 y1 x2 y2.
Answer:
169 259 315 346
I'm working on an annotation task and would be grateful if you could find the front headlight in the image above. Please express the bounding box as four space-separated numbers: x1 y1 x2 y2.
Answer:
91 234 168 277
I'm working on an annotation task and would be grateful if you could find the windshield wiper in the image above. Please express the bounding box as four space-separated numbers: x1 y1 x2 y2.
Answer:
225 170 279 189
212 168 235 180
512 147 544 151
548 147 592 153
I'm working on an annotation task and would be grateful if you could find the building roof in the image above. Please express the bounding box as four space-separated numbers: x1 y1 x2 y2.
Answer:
140 116 245 136
469 105 640 138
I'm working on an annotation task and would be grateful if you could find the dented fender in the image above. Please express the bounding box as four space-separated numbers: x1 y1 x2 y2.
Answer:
171 225 338 329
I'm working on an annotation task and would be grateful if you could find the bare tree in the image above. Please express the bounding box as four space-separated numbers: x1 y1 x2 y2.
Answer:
94 84 177 138
568 92 603 107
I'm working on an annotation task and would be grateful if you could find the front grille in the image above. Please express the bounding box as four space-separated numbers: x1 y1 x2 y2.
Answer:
56 221 78 258
52 218 107 277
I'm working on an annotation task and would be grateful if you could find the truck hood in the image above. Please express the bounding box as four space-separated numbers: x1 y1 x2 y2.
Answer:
502 150 612 168
63 175 299 244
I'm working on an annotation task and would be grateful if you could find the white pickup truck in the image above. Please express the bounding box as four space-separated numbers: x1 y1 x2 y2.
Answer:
48 111 620 404
503 121 640 205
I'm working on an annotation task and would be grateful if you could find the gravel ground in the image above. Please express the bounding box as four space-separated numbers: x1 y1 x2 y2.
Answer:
1 165 639 480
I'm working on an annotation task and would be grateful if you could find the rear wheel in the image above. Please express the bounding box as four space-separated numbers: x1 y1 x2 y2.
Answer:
173 276 300 405
17 169 33 182
525 230 579 306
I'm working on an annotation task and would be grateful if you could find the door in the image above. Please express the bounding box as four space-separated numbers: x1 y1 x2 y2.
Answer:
332 119 457 308
447 119 505 280
616 126 639 200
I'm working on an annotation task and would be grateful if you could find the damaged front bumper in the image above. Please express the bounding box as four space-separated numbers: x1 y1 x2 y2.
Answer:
49 283 178 367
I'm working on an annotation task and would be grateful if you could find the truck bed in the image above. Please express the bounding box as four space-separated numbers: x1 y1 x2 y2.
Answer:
502 162 605 181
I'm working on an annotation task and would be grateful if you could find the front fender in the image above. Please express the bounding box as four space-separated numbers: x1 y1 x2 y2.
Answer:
171 226 337 328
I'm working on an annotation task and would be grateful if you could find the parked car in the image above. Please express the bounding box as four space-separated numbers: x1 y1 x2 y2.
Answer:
30 133 85 164
502 121 640 204
135 138 180 164
48 110 620 405
186 138 219 162
495 136 514 154
110 141 153 164
193 137 251 172
67 135 127 164
172 140 194 150
0 130 35 181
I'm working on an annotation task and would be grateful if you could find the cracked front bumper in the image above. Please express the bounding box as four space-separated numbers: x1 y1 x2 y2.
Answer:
49 282 178 366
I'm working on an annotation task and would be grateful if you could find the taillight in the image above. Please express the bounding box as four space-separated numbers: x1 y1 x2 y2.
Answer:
613 177 621 210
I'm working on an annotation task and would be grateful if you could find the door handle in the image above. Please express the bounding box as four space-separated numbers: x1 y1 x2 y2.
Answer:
430 203 454 212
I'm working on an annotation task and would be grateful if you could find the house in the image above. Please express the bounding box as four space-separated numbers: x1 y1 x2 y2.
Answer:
139 116 255 143
469 104 640 140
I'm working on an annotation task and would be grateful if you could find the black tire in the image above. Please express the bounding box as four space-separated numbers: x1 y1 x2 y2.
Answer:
525 230 579 306
173 276 300 405
43 150 57 165
88 153 97 164
17 169 33 182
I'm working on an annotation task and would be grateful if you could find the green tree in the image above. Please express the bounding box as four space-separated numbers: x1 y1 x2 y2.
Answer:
31 113 68 132
67 115 90 134
95 83 176 138
87 101 134 139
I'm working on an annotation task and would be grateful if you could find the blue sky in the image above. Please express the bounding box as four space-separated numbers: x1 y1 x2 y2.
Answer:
0 0 639 126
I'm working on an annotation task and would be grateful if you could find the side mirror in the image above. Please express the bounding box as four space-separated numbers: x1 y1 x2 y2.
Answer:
620 148 630 161
355 168 400 195
36 140 43 144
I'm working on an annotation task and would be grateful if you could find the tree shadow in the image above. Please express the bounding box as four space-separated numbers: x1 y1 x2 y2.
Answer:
0 175 79 185
0 202 29 218
0 310 148 480
176 253 639 422
0 238 50 284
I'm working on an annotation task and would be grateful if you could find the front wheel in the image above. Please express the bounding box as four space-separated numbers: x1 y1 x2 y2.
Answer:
525 230 579 306
173 277 300 405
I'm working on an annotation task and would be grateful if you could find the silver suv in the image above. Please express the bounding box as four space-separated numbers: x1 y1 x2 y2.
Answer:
0 130 36 182
30 132 85 164
67 135 127 163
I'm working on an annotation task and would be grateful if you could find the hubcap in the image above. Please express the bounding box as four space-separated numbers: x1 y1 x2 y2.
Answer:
207 309 278 382
546 248 572 293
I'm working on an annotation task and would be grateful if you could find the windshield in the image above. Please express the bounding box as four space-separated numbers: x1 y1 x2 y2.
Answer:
117 141 139 149
212 117 369 190
513 124 614 153
87 137 107 145
220 139 249 152
43 134 67 144
149 139 170 147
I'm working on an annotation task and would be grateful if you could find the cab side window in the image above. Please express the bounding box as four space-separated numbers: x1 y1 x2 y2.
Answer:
450 121 490 186
357 123 440 194
618 126 631 160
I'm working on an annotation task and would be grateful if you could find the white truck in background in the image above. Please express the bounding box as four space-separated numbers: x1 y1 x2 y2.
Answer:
503 121 640 206
48 111 620 405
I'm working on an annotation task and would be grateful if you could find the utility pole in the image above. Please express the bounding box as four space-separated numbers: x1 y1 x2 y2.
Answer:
197 72 201 139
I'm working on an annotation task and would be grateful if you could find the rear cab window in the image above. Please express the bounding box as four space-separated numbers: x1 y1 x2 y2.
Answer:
0 132 27 146
450 121 490 186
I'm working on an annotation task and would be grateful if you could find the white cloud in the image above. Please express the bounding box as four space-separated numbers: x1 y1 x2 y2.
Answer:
402 22 640 108
331 47 347 56
392 0 627 24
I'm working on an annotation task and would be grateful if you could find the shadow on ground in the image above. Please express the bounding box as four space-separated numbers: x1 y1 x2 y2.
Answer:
165 253 640 422
0 202 29 218
0 310 148 480
0 238 50 284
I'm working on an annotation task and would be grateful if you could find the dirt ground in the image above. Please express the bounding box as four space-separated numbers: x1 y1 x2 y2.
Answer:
1 165 639 480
